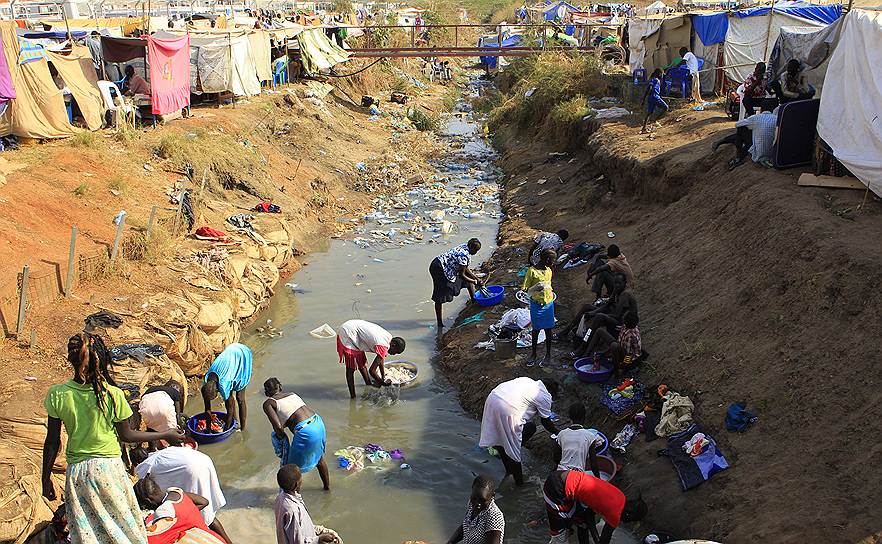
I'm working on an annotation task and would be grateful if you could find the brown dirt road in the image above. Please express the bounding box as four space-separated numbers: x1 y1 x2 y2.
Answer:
439 103 882 543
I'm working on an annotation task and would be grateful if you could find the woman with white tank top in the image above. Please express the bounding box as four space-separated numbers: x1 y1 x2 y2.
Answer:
262 377 330 490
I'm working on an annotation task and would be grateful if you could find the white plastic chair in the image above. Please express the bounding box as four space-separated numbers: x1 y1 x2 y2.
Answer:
97 80 135 129
736 83 746 121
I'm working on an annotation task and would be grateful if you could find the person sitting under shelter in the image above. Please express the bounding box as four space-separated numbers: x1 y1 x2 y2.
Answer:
274 465 341 544
771 59 815 104
123 65 150 96
554 403 604 473
133 474 230 544
741 62 769 117
131 444 231 542
529 230 568 266
714 102 778 170
263 377 330 490
479 377 559 485
544 469 647 544
201 342 253 432
336 319 405 398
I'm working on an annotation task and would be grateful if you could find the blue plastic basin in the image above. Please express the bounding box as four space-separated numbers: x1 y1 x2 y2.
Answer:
474 285 504 306
187 412 238 444
574 356 614 383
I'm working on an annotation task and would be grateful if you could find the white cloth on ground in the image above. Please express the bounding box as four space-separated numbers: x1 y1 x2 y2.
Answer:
138 390 177 432
478 377 553 462
135 446 227 525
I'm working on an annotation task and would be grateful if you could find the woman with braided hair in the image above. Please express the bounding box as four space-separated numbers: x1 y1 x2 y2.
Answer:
41 332 185 544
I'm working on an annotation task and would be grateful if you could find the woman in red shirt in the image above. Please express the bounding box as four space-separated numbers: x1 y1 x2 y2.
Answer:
543 470 646 544
134 475 230 544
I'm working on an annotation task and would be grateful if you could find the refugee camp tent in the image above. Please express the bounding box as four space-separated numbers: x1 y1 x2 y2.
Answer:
723 1 841 81
0 21 75 138
691 11 727 90
628 13 693 74
478 32 525 69
296 27 350 74
766 18 841 91
544 0 580 21
817 9 882 196
161 30 263 96
44 45 105 129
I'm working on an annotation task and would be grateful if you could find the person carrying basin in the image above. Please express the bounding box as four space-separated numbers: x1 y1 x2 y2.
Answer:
430 238 484 329
478 377 559 485
263 377 331 490
201 342 253 432
336 319 406 399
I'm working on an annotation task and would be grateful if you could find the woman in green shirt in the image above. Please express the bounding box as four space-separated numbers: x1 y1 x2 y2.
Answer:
41 333 184 544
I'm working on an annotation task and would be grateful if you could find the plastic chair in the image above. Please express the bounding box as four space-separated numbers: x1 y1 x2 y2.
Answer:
632 68 646 85
97 80 135 129
272 58 288 87
665 58 704 98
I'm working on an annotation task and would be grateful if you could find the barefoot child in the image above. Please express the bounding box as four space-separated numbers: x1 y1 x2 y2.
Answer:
641 69 668 133
523 248 556 367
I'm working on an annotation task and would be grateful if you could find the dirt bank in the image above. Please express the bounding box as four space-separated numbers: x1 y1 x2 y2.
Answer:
439 104 882 543
0 61 458 541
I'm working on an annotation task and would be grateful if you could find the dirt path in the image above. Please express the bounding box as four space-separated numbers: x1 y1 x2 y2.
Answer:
439 104 882 543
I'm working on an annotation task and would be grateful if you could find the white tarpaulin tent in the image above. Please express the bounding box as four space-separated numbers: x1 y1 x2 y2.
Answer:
723 12 825 82
817 9 882 195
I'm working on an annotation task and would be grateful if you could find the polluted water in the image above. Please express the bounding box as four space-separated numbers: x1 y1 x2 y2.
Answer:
190 74 636 544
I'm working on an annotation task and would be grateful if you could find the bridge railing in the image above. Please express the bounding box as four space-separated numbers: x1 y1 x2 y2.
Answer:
331 22 622 57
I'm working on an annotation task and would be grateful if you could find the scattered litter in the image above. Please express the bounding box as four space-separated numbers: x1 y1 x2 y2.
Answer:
524 88 536 98
113 210 126 225
607 231 616 238
24 376 37 382
400 463 411 470
612 423 638 453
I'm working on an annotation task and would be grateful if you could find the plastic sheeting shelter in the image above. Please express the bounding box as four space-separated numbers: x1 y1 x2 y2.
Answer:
147 34 190 115
478 33 525 69
817 9 882 196
544 1 580 21
296 28 350 75
44 45 104 130
0 21 75 138
628 14 693 75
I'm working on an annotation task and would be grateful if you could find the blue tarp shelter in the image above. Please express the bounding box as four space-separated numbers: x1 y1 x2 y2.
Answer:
543 1 580 21
733 1 842 24
478 33 524 69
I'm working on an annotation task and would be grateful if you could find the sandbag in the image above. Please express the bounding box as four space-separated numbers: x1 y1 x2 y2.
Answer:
0 415 67 472
0 437 61 543
205 320 240 353
109 354 188 401
165 323 214 377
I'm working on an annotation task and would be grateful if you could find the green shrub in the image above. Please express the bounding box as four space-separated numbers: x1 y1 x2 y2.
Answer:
408 108 440 132
70 132 96 148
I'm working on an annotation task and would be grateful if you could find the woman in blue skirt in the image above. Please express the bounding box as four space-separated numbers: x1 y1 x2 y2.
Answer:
522 248 557 367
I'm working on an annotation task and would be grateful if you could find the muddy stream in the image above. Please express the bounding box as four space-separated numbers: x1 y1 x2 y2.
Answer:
191 96 636 544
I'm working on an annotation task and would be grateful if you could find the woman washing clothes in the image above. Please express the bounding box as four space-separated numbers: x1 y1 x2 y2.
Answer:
42 333 185 544
201 342 253 432
134 474 230 544
263 377 330 490
522 248 556 367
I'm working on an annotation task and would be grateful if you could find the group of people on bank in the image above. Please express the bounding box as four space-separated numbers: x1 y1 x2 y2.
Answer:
40 229 646 544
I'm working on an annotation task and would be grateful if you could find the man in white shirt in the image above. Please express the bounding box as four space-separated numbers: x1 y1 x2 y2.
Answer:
554 403 605 473
679 47 701 103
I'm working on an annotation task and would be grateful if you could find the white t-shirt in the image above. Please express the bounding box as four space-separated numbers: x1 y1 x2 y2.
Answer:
683 52 699 74
135 446 226 525
556 425 604 471
337 319 393 356
491 377 553 424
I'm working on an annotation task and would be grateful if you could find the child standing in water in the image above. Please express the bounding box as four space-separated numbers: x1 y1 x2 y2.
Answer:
523 248 556 367
641 68 668 134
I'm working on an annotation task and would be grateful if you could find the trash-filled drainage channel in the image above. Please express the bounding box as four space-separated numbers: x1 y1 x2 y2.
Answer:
193 86 635 543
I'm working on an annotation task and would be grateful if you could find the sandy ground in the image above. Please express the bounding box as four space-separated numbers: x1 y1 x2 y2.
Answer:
439 99 882 543
0 64 455 479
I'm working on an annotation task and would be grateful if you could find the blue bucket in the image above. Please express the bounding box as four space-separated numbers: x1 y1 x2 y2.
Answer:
187 412 238 444
474 285 504 306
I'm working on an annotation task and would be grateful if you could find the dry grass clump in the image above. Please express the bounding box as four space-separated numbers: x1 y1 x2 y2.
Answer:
489 52 609 140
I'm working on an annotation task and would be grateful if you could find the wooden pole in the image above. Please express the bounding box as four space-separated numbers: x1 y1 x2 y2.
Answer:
65 226 77 296
762 0 777 60
146 205 158 239
173 191 185 237
16 265 29 336
198 169 207 205
110 213 126 263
